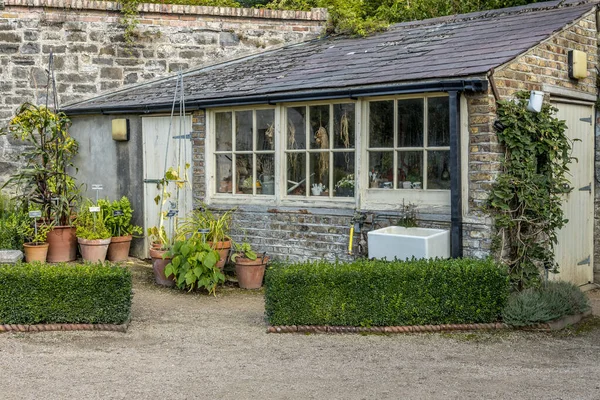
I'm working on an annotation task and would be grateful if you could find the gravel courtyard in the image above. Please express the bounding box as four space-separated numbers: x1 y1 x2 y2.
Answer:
1 262 600 400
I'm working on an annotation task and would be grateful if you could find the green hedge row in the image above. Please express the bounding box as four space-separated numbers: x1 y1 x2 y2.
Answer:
0 263 132 325
265 258 510 326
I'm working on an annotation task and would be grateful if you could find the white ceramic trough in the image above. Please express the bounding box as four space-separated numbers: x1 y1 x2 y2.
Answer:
367 226 450 261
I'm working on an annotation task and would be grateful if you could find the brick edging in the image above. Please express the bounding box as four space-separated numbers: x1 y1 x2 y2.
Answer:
267 323 510 334
3 0 328 21
0 321 129 333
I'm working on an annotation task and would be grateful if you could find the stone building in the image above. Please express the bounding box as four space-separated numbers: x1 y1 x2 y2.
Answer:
62 0 599 285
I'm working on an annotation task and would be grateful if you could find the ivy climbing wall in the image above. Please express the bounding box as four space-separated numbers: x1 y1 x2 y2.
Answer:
0 0 326 186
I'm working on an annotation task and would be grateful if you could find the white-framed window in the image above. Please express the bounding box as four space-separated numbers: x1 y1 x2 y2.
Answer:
213 108 276 196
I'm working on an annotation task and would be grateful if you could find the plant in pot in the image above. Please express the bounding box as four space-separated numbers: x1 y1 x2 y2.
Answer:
1 103 80 262
99 196 143 262
177 205 235 270
0 195 30 252
75 199 112 262
335 174 354 197
21 221 53 263
164 235 224 295
231 242 269 289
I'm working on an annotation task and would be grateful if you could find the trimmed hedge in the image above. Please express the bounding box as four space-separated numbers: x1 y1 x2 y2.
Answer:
502 281 590 327
0 262 132 325
265 258 510 326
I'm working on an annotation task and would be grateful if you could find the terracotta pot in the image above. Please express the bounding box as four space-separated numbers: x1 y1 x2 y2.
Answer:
78 237 112 262
150 248 175 287
46 226 77 263
23 242 49 263
209 240 232 270
107 235 133 262
235 255 269 289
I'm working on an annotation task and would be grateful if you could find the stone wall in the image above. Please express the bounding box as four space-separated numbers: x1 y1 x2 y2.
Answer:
0 0 327 186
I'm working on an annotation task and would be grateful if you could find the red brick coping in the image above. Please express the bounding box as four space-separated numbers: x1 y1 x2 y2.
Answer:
268 323 510 334
0 322 129 333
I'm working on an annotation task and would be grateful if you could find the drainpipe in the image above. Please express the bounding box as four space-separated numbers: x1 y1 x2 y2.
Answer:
448 91 463 258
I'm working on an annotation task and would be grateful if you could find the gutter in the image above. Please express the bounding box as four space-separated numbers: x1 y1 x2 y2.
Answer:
61 79 488 115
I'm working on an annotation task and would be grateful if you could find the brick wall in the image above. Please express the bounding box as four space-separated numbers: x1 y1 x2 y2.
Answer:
0 0 326 186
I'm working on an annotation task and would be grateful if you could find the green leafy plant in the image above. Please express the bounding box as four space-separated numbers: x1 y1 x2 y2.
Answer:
1 103 80 226
397 200 417 228
75 199 112 240
335 173 355 189
165 236 225 295
98 196 143 237
230 241 258 262
0 195 30 250
22 222 53 245
488 91 571 290
0 262 132 324
502 281 590 327
265 258 509 326
177 205 235 244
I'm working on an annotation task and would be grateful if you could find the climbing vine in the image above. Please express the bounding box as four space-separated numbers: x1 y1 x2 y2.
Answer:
488 91 571 291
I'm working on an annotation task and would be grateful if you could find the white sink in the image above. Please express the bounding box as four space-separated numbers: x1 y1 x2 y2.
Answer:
367 226 450 261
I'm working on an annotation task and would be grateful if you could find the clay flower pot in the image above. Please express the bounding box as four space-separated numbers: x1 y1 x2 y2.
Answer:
46 226 77 262
209 240 232 270
235 255 269 289
149 247 175 287
23 242 49 263
107 234 133 262
78 237 112 262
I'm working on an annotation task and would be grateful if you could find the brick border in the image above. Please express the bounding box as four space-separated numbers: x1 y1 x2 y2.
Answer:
3 0 328 21
267 323 510 334
0 321 129 333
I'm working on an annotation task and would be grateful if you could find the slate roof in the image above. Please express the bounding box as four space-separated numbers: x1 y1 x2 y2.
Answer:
63 0 598 114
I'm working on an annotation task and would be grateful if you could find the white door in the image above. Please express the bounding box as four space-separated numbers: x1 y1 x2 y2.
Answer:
142 116 193 257
552 101 594 285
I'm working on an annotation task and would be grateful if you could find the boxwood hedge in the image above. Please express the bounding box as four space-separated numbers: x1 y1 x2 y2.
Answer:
265 258 509 326
0 262 132 325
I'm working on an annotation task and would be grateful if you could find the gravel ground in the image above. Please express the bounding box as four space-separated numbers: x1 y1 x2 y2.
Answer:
1 261 600 400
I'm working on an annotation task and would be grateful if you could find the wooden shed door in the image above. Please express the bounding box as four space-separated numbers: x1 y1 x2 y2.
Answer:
552 101 594 285
142 116 193 257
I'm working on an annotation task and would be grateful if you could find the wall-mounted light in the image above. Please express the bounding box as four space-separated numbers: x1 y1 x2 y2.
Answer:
526 90 544 113
112 118 129 141
568 49 587 80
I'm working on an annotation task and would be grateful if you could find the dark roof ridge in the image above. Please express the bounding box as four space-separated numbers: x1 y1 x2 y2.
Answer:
390 0 598 31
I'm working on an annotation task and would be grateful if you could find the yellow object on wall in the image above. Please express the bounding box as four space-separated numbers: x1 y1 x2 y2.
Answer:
112 119 129 141
568 50 587 80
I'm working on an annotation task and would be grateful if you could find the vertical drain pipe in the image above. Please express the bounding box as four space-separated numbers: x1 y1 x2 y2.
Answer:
449 91 463 258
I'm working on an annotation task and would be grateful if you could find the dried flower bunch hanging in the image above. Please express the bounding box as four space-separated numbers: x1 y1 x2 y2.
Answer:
315 126 329 184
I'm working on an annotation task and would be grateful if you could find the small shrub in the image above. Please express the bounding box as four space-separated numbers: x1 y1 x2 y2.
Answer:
0 262 132 324
502 281 590 327
265 258 509 326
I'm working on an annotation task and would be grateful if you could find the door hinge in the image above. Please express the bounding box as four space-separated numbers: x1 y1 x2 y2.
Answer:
172 134 191 140
143 179 162 184
577 256 591 266
580 116 592 125
579 183 592 193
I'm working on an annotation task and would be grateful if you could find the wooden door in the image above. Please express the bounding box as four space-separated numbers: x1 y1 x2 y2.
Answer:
552 100 594 285
142 115 193 257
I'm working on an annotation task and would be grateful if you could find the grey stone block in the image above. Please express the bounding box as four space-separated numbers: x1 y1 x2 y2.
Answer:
0 250 24 264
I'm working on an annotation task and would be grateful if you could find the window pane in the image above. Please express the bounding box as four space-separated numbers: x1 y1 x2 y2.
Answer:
256 109 275 151
309 105 330 150
258 154 275 195
368 151 394 189
333 152 354 197
398 151 423 189
216 154 232 194
427 150 451 190
235 154 254 195
369 101 394 148
287 153 306 196
397 98 423 147
287 107 306 150
215 112 232 151
310 152 329 197
333 103 355 149
428 97 450 147
235 111 253 151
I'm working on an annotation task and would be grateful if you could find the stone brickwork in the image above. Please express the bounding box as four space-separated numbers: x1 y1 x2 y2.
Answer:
0 0 326 186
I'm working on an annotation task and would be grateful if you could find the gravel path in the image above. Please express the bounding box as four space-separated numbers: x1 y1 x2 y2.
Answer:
1 262 600 400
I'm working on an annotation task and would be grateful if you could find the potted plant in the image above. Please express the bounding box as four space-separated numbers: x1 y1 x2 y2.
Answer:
1 103 80 262
165 235 224 294
0 195 29 252
75 199 112 262
22 222 53 263
335 174 355 197
177 206 235 270
99 196 142 262
231 242 269 289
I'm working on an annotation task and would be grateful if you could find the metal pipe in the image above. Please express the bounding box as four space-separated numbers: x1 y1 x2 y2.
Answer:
448 90 463 258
